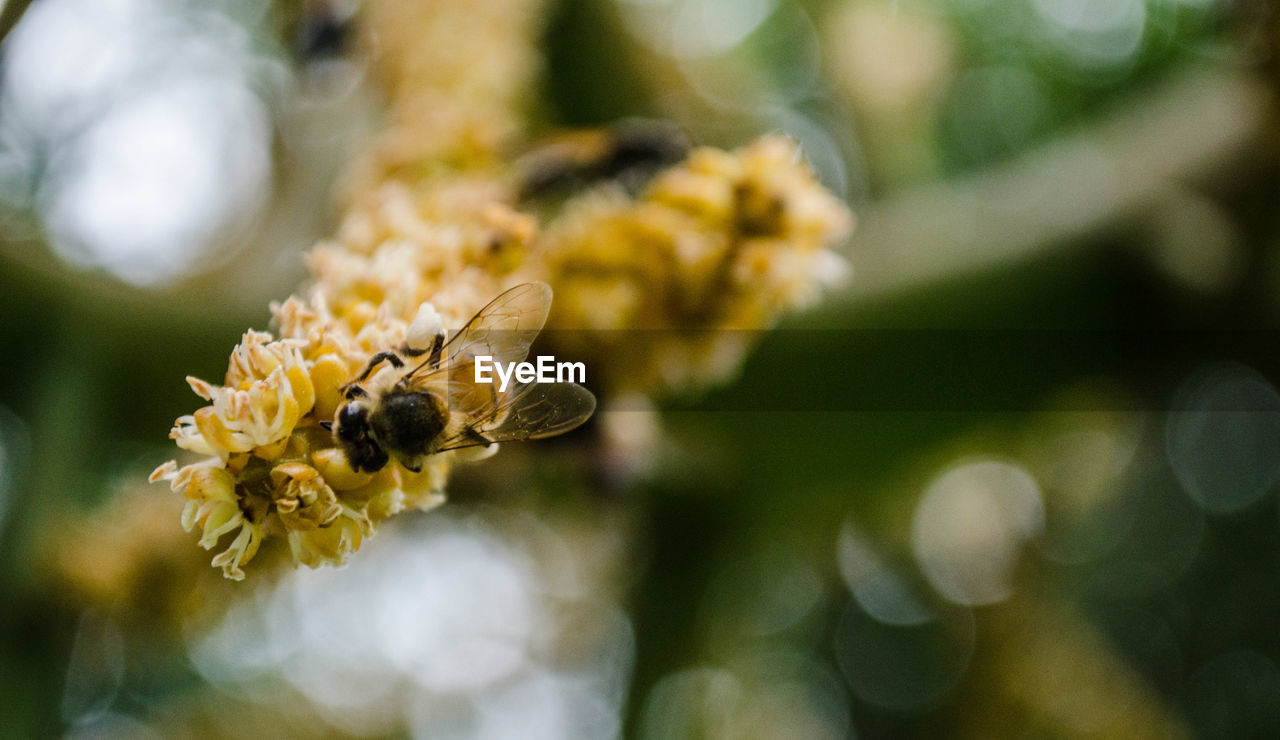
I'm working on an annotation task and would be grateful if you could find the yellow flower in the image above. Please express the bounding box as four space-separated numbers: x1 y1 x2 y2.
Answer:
287 514 368 570
171 333 314 459
270 462 343 531
534 135 853 394
339 0 546 198
150 459 265 581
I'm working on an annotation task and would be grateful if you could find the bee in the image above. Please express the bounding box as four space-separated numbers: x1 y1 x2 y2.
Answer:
328 282 596 473
515 119 691 202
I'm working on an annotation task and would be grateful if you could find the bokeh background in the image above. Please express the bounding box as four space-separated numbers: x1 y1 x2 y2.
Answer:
1 0 1279 736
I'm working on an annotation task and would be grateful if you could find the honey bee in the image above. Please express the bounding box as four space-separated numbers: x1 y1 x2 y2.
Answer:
515 119 690 202
329 282 596 473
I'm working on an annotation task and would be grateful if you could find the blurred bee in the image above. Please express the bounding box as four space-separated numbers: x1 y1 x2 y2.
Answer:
328 282 596 473
515 119 691 202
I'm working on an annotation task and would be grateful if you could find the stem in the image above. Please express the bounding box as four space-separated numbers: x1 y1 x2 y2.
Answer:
0 0 33 48
809 65 1271 321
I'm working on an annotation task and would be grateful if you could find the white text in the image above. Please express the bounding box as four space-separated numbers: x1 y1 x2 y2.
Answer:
474 355 586 392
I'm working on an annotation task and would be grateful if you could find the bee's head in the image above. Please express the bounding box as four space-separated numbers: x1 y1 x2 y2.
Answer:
335 400 369 441
333 400 388 472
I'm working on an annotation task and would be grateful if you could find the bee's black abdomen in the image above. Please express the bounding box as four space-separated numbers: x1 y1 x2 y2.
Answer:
518 120 690 201
602 120 690 181
370 390 445 460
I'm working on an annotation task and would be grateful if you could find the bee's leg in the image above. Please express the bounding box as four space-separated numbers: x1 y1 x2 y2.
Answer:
400 329 446 360
343 384 370 400
463 426 493 447
395 332 449 391
426 331 446 366
355 350 405 382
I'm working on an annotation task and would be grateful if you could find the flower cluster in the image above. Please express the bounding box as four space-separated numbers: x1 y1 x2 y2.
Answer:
150 321 446 579
152 167 552 579
151 180 533 579
534 135 853 394
152 2 852 580
42 485 232 631
344 0 546 192
151 0 552 580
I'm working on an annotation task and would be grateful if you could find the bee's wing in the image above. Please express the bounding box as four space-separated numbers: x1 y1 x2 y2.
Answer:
433 381 597 452
409 282 552 383
400 282 594 452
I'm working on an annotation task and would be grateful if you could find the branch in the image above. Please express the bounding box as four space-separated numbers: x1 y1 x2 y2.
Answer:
808 65 1272 322
0 0 33 48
